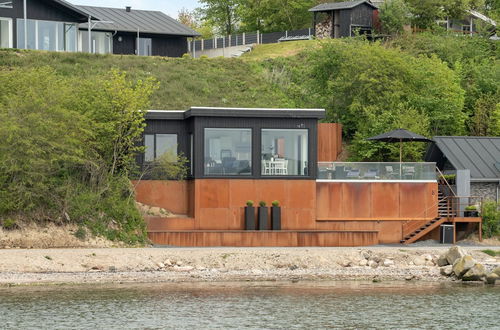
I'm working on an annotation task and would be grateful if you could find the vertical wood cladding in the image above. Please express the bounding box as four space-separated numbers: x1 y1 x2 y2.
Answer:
111 31 188 57
0 0 86 48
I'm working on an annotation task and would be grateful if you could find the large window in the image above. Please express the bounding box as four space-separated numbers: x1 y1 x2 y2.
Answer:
0 18 12 48
17 19 77 52
261 129 308 176
204 128 252 176
144 134 177 162
79 30 113 54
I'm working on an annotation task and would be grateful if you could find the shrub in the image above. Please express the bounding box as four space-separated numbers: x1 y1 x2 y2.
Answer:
246 200 254 207
272 200 280 207
259 201 267 207
465 205 477 211
482 201 500 238
74 226 87 241
1 218 18 230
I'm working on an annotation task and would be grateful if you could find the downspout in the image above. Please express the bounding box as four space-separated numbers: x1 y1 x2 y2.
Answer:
23 0 27 49
88 15 92 53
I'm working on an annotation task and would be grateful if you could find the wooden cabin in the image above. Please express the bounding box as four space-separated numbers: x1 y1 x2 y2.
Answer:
133 107 482 246
310 0 378 39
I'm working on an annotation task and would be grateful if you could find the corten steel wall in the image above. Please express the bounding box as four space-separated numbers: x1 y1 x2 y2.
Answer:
148 230 379 247
316 182 438 221
133 180 193 216
317 123 342 162
193 179 317 230
316 182 438 243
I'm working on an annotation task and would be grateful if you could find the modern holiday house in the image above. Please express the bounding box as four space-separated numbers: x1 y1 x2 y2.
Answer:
0 0 198 56
133 107 483 247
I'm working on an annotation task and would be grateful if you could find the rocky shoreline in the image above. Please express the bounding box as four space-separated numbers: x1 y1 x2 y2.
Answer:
0 246 499 286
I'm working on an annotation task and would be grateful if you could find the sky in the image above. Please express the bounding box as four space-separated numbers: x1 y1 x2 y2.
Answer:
71 0 201 18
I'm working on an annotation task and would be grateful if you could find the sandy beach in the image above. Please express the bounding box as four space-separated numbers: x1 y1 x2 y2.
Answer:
1 246 499 285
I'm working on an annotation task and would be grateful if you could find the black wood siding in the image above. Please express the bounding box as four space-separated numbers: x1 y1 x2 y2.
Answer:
351 4 374 28
338 9 351 38
111 31 188 57
139 116 319 180
0 0 85 48
192 117 318 180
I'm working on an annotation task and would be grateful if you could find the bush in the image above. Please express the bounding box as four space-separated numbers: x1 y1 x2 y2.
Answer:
259 201 267 207
1 218 18 230
74 226 87 241
482 201 500 238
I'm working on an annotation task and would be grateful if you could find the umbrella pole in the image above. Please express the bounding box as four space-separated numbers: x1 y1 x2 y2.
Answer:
400 139 402 179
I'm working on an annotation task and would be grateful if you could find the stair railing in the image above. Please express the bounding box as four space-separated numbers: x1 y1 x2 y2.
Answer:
435 167 457 197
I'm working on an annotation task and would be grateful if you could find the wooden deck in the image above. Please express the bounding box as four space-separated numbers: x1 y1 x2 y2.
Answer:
148 230 379 247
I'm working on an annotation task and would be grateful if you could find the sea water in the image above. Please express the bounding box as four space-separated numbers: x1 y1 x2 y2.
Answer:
0 281 498 329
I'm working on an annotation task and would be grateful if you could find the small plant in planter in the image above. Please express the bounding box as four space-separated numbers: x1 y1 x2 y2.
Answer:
258 201 269 230
464 205 479 217
271 200 281 230
442 174 456 185
245 200 255 230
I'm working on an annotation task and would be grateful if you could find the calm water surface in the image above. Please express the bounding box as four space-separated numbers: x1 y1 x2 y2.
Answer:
0 281 498 329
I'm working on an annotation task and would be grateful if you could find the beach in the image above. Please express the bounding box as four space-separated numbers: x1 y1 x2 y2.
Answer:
1 246 499 285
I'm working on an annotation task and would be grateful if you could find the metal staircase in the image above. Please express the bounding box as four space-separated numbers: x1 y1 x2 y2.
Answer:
399 168 456 244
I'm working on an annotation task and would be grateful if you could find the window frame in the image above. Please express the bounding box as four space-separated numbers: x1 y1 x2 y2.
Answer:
260 128 310 177
203 127 253 177
144 133 178 162
0 17 13 49
17 18 78 52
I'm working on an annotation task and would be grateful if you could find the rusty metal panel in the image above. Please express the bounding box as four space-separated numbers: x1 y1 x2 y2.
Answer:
371 183 400 218
133 180 190 215
317 123 342 162
342 183 371 218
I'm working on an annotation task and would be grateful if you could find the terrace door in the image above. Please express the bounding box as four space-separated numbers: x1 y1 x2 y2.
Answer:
138 38 152 56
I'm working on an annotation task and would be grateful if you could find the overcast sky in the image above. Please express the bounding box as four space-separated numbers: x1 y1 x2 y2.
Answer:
71 0 201 18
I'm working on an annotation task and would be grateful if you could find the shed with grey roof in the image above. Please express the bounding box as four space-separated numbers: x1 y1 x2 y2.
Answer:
425 136 500 202
310 1 378 39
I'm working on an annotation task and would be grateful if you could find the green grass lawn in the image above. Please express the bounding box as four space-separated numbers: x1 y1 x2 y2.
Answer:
0 49 295 110
242 40 319 60
482 249 500 257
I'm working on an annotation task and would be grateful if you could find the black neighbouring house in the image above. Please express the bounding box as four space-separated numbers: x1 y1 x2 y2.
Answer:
310 0 378 39
0 0 199 57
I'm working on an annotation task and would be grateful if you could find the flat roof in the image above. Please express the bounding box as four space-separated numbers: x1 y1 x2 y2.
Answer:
145 107 326 120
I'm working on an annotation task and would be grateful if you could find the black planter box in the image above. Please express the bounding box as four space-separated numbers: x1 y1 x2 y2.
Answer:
464 210 479 217
245 206 255 230
271 206 281 230
258 206 268 230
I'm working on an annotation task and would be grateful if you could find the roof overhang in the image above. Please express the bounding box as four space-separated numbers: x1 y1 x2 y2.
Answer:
145 107 326 120
309 0 377 12
50 0 95 22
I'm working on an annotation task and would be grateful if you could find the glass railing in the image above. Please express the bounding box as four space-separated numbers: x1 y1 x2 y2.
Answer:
317 162 437 181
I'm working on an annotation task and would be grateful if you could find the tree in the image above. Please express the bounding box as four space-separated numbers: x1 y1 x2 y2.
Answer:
198 0 240 35
405 0 446 29
379 0 411 35
178 8 197 29
238 0 316 33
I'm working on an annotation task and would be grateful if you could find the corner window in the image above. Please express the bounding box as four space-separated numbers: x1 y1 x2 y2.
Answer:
204 128 252 176
0 17 12 48
261 129 308 176
17 19 77 52
144 134 177 162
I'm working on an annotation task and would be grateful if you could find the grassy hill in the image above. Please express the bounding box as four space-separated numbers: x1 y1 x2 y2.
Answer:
242 40 318 60
0 49 295 110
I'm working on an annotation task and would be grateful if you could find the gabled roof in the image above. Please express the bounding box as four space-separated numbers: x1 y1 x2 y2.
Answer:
45 0 91 22
426 136 500 181
309 0 377 12
77 5 200 37
469 10 497 27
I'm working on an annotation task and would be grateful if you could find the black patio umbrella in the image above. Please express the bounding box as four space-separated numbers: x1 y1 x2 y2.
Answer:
366 129 432 163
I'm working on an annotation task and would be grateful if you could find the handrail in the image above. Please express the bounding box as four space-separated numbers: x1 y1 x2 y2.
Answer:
435 167 457 197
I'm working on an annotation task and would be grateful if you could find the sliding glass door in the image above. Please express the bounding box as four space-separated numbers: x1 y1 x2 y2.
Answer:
0 17 12 48
17 19 77 52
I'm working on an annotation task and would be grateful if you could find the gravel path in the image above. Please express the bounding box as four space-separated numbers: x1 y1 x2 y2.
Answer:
0 246 499 285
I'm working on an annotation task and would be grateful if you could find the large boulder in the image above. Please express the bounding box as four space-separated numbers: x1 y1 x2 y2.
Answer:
440 265 453 276
493 267 500 277
446 246 467 265
437 254 449 267
462 264 487 281
452 256 476 278
485 273 498 285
